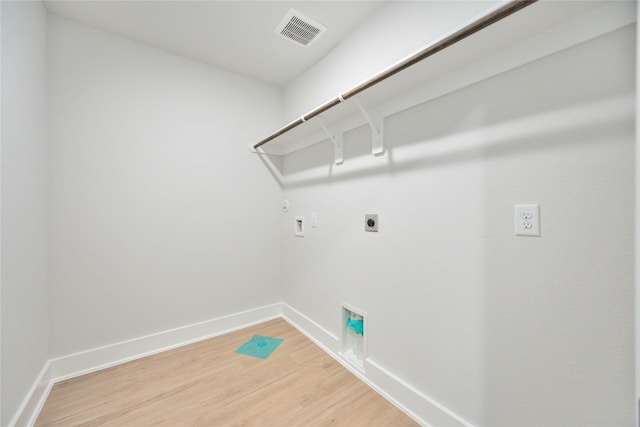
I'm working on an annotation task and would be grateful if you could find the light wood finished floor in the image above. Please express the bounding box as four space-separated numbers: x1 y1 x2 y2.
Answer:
36 318 418 426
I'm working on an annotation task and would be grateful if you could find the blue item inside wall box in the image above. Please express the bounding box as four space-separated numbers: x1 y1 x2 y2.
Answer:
235 334 284 359
346 317 364 335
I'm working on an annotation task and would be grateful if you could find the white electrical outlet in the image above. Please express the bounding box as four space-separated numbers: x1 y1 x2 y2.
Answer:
514 204 540 236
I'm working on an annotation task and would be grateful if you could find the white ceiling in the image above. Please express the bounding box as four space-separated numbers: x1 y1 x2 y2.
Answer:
43 1 385 87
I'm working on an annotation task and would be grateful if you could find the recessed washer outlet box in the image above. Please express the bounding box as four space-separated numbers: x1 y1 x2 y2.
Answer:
340 303 367 372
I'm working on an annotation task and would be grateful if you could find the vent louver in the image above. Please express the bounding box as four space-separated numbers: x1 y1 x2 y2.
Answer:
275 9 327 48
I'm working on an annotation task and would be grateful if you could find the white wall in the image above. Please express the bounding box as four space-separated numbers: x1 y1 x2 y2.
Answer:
281 5 635 427
48 16 284 357
1 1 50 425
636 1 640 423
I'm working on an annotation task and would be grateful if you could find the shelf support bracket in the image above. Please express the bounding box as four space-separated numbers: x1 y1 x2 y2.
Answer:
248 142 260 154
317 118 343 165
353 97 384 156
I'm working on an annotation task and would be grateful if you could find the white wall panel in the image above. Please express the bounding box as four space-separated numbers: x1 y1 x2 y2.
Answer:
282 10 636 426
1 1 50 425
48 16 284 357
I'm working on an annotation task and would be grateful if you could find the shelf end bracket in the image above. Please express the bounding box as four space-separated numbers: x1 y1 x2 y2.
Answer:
248 142 264 154
353 97 383 156
317 118 344 165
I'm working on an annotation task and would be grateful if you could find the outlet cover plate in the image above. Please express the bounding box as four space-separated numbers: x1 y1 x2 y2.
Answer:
365 214 378 232
514 204 540 236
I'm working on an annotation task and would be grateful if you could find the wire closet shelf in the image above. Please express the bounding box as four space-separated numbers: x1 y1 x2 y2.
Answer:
252 0 537 155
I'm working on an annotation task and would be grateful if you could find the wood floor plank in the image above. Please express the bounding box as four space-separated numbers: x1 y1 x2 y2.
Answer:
35 318 418 426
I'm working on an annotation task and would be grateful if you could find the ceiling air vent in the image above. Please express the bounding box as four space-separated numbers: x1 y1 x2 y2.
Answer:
275 8 327 48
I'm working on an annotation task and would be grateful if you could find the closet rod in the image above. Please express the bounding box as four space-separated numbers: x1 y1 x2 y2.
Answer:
253 0 537 151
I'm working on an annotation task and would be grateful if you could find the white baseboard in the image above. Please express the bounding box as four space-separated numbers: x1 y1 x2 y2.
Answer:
49 303 282 382
281 302 472 427
14 302 469 427
9 361 54 427
11 303 282 427
281 302 340 354
365 359 472 427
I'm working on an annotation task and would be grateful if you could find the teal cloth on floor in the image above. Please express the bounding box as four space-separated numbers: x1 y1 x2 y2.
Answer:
235 334 284 359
